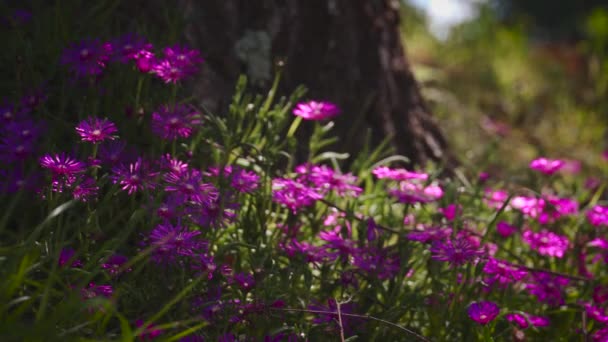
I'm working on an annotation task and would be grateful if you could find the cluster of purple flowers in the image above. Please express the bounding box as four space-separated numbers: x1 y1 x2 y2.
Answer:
272 163 361 213
61 35 202 83
373 166 443 204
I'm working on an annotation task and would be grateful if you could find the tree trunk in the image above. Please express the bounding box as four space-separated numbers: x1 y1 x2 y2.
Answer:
178 0 453 166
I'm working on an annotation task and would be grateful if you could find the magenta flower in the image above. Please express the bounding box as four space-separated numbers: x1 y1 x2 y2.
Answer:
292 100 340 120
529 157 565 175
496 221 517 238
406 226 452 243
438 204 462 221
430 238 483 266
81 282 113 300
233 272 256 291
522 229 569 258
58 248 82 268
389 181 443 204
134 319 163 340
75 117 118 143
505 313 550 329
525 272 569 306
151 104 202 140
468 301 500 325
111 158 157 195
583 302 608 324
110 33 153 63
295 164 362 197
588 205 608 227
484 189 509 209
230 168 260 194
483 258 527 286
272 178 323 213
133 49 156 73
164 169 218 206
372 166 429 181
151 45 203 83
101 254 131 276
148 223 206 264
72 176 99 202
61 39 112 78
40 153 86 176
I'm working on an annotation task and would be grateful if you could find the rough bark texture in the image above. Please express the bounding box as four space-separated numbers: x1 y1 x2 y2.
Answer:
170 0 453 166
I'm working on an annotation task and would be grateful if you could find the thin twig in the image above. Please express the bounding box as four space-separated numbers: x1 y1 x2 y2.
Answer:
269 307 431 342
335 298 346 342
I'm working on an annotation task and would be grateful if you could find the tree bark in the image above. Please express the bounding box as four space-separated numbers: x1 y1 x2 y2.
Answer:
178 0 453 166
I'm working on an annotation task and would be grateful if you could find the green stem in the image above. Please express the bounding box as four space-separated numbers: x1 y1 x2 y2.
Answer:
286 116 303 138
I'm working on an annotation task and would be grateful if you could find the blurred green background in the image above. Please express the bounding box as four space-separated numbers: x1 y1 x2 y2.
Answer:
402 0 608 178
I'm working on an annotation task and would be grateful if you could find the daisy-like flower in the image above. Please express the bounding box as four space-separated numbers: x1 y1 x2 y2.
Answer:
72 176 99 202
529 157 565 175
151 104 202 140
148 223 206 264
525 272 569 306
292 100 340 120
40 153 86 176
111 158 156 195
483 258 527 286
406 226 452 243
522 229 569 258
372 166 429 181
430 238 483 266
164 169 218 206
505 312 550 329
389 181 443 204
295 164 362 197
151 45 203 83
468 301 500 325
101 254 131 276
61 39 112 78
75 117 118 143
110 33 153 63
272 178 323 213
588 205 608 228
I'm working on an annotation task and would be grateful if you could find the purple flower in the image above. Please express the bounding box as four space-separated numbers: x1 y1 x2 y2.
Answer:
230 167 260 194
272 178 323 213
99 140 136 166
280 239 331 263
81 282 113 300
296 164 361 197
406 226 452 243
151 45 203 83
438 204 461 221
101 254 131 276
293 101 340 120
61 39 112 78
151 104 202 140
522 229 570 258
594 326 608 342
496 221 517 238
233 272 256 291
372 166 428 181
484 189 509 209
189 195 238 229
40 153 86 176
110 33 153 63
72 176 99 202
505 312 550 329
430 238 483 266
164 169 218 206
134 49 156 73
483 258 527 286
352 248 401 279
588 205 608 227
111 158 157 195
389 181 443 204
525 272 569 306
75 117 118 143
309 299 357 334
0 101 18 123
468 301 500 325
529 157 565 175
148 223 206 264
58 248 82 268
134 319 163 340
583 302 608 324
0 167 42 194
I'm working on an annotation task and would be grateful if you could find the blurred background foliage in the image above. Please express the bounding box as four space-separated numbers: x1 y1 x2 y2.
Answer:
402 0 608 179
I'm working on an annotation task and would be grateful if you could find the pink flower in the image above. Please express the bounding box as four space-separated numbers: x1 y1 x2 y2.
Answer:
468 301 500 325
438 204 461 221
75 117 118 143
430 238 483 266
529 157 565 175
522 229 569 258
292 101 340 120
505 312 550 329
496 221 517 238
588 205 608 227
389 181 443 204
372 166 429 181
